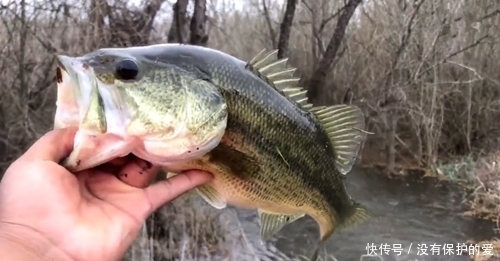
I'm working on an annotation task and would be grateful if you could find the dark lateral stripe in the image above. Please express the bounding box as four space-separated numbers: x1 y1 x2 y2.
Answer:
222 89 342 202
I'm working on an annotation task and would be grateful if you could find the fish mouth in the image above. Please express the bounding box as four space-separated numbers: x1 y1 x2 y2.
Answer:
56 57 68 77
55 55 77 96
56 55 78 83
55 55 101 125
54 56 84 129
56 55 84 107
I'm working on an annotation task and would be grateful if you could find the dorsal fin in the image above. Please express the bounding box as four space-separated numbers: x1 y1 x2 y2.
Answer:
246 49 368 175
312 105 367 175
245 49 314 111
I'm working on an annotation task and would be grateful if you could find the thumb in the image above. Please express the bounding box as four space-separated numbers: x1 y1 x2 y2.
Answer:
142 170 213 217
20 127 77 162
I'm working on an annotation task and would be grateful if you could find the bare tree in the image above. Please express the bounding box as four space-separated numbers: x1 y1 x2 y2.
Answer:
261 0 278 48
167 0 189 43
167 0 208 46
381 0 425 174
307 0 362 104
107 0 166 46
88 0 107 49
277 0 298 59
189 0 209 46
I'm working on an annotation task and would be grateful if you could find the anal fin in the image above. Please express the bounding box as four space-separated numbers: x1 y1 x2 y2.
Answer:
258 209 304 241
196 184 227 209
309 203 372 261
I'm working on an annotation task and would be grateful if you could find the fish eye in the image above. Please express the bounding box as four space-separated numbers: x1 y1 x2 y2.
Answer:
114 59 139 81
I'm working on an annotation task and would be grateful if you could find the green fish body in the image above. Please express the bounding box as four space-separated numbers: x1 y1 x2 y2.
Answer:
55 44 372 260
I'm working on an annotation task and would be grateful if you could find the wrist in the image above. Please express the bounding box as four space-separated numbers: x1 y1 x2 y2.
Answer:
0 222 73 261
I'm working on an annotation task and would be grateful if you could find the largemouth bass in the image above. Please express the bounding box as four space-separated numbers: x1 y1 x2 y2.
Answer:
54 44 372 260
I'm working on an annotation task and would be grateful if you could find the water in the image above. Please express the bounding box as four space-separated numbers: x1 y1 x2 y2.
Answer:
234 168 497 261
129 167 498 261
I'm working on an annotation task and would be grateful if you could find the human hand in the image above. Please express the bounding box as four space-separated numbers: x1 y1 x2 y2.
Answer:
0 127 213 261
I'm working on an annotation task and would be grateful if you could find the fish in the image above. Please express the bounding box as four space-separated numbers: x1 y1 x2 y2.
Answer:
53 44 372 260
54 49 228 171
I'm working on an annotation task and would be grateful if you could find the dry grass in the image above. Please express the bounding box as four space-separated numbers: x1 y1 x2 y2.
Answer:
123 191 314 261
123 193 233 261
2 0 500 259
461 152 500 221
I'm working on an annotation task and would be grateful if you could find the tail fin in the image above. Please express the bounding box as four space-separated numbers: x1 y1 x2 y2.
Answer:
310 202 373 261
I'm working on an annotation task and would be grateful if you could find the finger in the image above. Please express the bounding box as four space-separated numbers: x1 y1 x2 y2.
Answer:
20 127 78 162
143 170 213 216
117 157 160 188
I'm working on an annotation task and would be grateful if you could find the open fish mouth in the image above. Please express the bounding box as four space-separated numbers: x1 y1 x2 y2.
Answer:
55 55 100 129
55 55 129 172
54 65 80 129
53 53 228 172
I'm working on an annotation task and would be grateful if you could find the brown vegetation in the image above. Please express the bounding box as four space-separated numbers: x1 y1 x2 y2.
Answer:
125 193 231 261
1 0 500 259
124 192 287 261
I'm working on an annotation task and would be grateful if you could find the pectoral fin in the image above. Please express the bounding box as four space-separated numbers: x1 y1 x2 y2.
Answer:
208 144 260 180
258 209 305 241
196 184 227 209
165 171 176 179
161 170 227 209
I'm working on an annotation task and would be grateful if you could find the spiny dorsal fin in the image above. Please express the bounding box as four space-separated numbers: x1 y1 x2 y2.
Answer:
312 104 367 175
245 49 314 111
247 50 367 175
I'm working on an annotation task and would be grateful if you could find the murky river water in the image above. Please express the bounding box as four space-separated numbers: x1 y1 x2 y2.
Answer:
128 168 498 261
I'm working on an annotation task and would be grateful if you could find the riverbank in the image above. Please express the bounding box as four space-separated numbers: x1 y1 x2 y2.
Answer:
360 147 500 223
359 148 500 261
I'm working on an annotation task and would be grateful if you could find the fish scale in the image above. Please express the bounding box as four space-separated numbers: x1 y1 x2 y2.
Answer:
148 45 372 259
55 44 372 261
